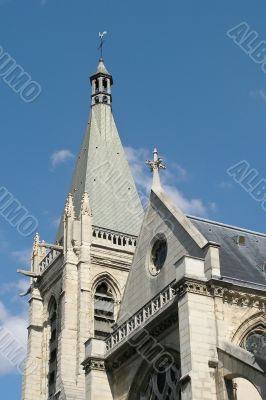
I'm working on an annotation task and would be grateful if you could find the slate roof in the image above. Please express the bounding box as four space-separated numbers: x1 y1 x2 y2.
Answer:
189 216 266 288
95 58 110 75
57 58 144 240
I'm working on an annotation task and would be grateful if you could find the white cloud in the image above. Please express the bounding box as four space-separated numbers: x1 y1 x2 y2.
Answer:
125 146 215 217
0 301 27 375
250 89 266 101
11 248 32 266
50 149 74 169
1 279 29 296
51 216 61 228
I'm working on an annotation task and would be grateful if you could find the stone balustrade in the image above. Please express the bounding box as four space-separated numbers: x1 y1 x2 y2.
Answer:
92 226 137 250
106 282 176 352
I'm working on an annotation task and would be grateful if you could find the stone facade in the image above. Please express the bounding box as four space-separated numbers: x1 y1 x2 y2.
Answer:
21 57 266 400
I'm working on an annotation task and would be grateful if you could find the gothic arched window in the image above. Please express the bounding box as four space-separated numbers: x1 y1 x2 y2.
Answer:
103 78 108 93
138 357 181 400
48 298 58 398
243 327 266 357
95 79 99 94
94 282 115 339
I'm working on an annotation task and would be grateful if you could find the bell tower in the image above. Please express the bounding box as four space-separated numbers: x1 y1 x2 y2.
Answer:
21 49 143 400
90 58 113 106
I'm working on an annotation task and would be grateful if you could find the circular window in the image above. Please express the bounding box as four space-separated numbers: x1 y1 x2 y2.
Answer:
148 235 168 276
245 330 266 356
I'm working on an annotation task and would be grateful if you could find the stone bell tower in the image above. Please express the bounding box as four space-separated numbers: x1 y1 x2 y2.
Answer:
20 55 144 400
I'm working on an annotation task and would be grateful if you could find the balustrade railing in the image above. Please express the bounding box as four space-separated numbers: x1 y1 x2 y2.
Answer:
106 283 176 352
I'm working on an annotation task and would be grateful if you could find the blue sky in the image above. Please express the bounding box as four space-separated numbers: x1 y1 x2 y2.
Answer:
1 0 266 397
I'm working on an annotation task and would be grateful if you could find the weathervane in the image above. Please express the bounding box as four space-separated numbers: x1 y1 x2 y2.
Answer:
99 31 108 59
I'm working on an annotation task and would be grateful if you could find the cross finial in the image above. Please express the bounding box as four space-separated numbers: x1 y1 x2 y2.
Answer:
98 31 108 59
146 148 166 189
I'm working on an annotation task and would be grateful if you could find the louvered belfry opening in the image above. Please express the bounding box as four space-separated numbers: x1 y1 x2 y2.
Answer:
94 282 115 339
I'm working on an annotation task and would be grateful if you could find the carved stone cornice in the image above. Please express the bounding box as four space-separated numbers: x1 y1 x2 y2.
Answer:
219 289 266 309
83 357 105 374
174 278 266 310
174 279 212 298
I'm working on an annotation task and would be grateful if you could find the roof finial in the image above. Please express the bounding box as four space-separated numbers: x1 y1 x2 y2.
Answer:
98 31 108 59
64 193 75 218
146 148 166 190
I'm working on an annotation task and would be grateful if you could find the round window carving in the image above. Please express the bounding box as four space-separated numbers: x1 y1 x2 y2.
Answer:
245 330 266 356
148 235 168 276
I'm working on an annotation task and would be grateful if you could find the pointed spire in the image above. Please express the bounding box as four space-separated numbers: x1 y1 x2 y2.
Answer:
64 193 75 219
81 192 92 217
33 232 40 256
31 232 46 274
56 55 144 240
95 58 110 75
146 148 166 190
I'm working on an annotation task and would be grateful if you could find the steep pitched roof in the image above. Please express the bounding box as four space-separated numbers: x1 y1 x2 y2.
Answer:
57 103 143 238
190 216 266 288
118 184 266 324
95 58 110 75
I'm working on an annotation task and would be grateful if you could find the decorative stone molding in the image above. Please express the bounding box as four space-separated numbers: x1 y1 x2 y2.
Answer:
92 226 137 250
64 193 75 218
231 312 266 344
106 283 176 352
175 279 266 310
106 278 266 354
174 280 212 298
83 357 106 374
221 289 266 309
81 192 92 216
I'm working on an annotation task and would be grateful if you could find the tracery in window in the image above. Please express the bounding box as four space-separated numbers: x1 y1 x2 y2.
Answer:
94 282 115 340
139 357 181 400
243 327 266 357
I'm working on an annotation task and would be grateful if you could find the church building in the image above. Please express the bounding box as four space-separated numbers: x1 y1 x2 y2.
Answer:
20 52 266 400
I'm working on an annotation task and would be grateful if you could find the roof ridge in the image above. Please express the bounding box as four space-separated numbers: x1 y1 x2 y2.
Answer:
188 215 266 238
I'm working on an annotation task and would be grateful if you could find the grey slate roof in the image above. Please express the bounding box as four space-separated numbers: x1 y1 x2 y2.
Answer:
57 103 144 238
95 58 110 75
189 216 266 288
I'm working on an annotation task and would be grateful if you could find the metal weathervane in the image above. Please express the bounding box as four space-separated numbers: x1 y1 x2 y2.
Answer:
99 31 108 58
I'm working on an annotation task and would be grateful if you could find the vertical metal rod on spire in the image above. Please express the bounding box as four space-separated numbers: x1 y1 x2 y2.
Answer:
99 31 108 59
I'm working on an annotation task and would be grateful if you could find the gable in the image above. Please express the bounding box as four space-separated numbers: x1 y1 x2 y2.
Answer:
118 190 206 322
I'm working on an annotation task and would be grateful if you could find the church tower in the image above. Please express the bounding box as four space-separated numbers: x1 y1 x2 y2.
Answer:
21 55 144 400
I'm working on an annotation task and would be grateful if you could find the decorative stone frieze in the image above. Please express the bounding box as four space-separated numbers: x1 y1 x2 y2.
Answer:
84 357 106 374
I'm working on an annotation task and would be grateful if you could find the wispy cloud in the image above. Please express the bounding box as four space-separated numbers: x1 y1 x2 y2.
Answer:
125 146 215 217
50 149 74 169
11 249 32 267
250 89 266 101
50 216 61 228
1 280 29 296
218 181 233 190
0 302 27 375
